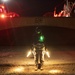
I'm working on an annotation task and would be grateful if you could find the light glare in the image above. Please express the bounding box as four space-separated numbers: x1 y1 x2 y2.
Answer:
12 66 24 73
2 0 8 2
1 5 5 8
1 14 6 18
27 51 31 57
46 51 50 58
49 69 61 74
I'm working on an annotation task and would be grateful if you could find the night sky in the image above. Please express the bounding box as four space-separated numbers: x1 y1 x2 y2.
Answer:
0 0 69 16
0 0 74 16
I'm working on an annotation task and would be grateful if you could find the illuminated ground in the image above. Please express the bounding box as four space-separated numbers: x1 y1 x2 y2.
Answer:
0 64 75 75
0 49 75 75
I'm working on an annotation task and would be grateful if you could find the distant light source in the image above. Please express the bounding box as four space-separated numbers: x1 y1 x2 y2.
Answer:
2 0 8 2
1 14 6 18
49 69 62 74
9 15 13 18
1 5 5 8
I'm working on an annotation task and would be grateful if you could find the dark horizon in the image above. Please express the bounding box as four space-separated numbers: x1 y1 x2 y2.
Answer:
0 0 67 16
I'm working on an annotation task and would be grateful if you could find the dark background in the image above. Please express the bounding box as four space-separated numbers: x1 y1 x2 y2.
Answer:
0 0 75 49
0 26 75 47
0 0 75 16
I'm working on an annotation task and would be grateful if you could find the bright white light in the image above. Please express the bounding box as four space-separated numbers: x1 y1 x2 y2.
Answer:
49 69 62 74
2 0 8 2
14 67 24 73
27 51 31 57
1 14 6 18
46 51 50 58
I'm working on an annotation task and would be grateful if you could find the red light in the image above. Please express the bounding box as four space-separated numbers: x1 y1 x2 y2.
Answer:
10 15 13 18
1 14 6 18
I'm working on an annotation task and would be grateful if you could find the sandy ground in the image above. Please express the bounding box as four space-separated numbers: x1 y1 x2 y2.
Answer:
0 50 75 75
0 64 75 75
